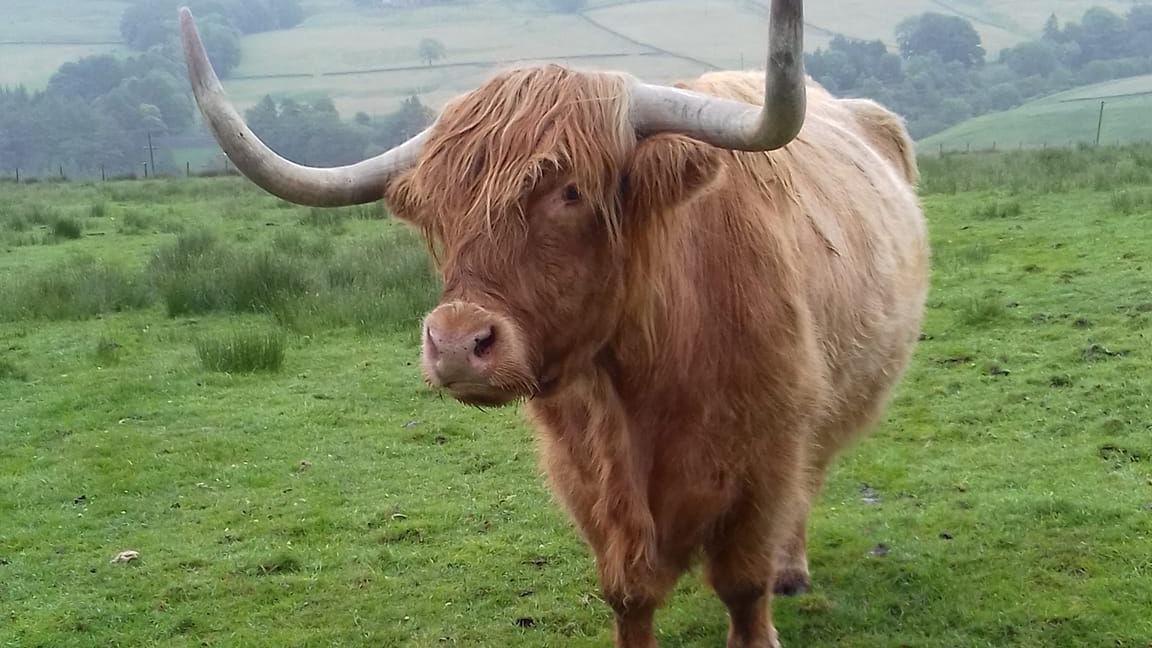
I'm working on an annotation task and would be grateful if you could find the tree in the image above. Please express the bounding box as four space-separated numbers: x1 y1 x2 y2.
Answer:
48 55 125 100
1078 7 1127 61
1127 5 1152 57
1043 13 1061 41
418 38 447 65
1000 40 1059 77
375 96 435 150
896 13 985 67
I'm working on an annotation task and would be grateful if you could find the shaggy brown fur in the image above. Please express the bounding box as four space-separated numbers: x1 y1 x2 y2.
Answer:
386 64 929 648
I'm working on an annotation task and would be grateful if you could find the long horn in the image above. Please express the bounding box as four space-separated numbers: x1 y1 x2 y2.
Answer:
628 0 805 151
179 7 426 206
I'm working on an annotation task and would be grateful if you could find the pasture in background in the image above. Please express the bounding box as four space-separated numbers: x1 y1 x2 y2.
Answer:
1 145 1151 646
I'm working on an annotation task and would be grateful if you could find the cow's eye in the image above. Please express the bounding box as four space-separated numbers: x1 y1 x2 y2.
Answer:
562 184 581 203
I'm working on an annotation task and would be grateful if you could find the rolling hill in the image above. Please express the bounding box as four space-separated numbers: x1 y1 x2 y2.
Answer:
3 0 1148 118
919 74 1152 151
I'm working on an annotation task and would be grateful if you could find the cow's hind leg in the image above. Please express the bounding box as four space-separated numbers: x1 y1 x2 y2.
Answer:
705 486 801 648
775 387 896 596
771 459 828 597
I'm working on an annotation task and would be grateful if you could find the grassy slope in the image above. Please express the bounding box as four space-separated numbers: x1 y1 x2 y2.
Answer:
0 0 129 89
1 150 1151 646
920 75 1152 151
1 0 1141 104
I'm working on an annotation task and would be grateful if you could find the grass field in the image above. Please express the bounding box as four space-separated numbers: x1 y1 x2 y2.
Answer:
920 75 1152 151
2 146 1152 646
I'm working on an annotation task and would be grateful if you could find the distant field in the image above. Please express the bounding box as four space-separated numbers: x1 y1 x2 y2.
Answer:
0 0 129 89
920 75 1152 151
4 0 1145 109
0 44 129 90
0 0 128 42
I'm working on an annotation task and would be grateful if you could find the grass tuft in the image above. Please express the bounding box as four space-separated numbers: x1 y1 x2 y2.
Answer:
0 256 152 321
249 553 302 575
93 338 123 365
196 328 286 373
970 200 1023 220
1110 189 1152 215
51 216 83 240
957 291 1007 327
0 358 29 382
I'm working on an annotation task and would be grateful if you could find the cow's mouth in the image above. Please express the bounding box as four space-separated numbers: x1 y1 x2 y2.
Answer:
443 382 520 407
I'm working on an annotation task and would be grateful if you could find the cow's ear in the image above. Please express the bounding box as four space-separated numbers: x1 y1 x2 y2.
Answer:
623 134 725 219
383 172 422 225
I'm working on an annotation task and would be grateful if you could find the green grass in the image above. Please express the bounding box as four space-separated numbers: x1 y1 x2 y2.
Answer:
921 75 1152 152
1 148 1152 646
195 327 287 373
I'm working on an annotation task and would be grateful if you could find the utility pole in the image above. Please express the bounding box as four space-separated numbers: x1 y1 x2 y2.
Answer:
146 131 157 177
1095 101 1106 147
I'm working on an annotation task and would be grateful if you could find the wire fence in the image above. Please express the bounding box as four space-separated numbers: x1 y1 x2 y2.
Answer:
929 137 1152 158
6 138 1152 186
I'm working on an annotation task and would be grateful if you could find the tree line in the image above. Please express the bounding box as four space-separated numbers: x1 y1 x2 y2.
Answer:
0 0 438 178
807 5 1152 138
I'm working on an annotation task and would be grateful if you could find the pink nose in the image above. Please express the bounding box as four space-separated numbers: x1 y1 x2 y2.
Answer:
424 323 497 386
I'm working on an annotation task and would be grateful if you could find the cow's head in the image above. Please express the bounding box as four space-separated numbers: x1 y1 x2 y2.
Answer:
178 1 806 406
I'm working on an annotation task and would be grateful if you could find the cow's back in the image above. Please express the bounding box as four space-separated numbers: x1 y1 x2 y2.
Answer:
678 72 930 441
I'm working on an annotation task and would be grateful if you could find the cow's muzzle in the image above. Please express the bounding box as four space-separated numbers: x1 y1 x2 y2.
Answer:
421 301 532 406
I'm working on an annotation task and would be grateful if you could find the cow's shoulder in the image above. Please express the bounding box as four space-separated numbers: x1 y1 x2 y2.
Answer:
837 98 919 186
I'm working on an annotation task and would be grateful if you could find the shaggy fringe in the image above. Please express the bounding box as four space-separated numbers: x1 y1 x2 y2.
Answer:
405 64 636 265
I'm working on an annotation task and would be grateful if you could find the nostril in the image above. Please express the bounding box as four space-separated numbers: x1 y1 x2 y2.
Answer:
472 326 496 359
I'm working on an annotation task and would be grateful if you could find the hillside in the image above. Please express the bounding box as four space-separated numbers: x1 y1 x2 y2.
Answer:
2 0 1147 116
920 74 1152 151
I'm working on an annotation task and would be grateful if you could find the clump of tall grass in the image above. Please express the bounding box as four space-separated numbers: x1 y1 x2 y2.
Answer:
150 230 311 317
969 200 1022 220
93 338 123 365
918 143 1152 195
117 209 154 235
88 202 108 219
957 291 1008 327
0 358 29 382
150 226 437 333
271 230 334 258
51 216 84 240
1110 189 1152 215
0 256 152 321
196 328 286 373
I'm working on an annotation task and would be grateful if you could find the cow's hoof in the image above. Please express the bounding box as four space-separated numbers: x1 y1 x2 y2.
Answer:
772 569 811 597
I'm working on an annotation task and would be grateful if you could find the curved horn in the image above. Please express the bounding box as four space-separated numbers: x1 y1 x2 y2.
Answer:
629 0 806 151
179 7 426 206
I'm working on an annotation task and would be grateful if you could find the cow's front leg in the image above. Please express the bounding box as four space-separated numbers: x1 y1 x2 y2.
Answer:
705 451 805 647
608 594 658 648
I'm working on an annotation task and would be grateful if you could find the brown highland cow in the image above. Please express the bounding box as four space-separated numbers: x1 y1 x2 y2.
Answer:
179 1 929 644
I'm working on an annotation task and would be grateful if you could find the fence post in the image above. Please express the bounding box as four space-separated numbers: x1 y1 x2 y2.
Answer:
1096 101 1105 147
143 162 149 179
147 131 156 178
992 141 997 152
186 161 191 177
14 168 18 183
939 143 944 157
59 165 65 180
966 142 971 153
101 165 106 182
